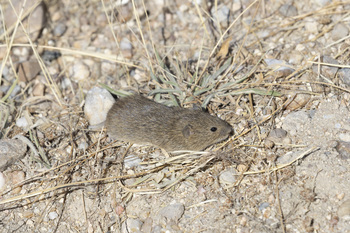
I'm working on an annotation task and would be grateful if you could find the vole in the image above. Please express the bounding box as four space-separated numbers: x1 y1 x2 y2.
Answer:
105 95 233 151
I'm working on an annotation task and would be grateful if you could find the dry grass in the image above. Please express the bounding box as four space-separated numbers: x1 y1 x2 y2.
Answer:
1 0 350 231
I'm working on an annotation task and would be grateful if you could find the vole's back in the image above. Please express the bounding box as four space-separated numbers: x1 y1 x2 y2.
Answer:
105 95 233 151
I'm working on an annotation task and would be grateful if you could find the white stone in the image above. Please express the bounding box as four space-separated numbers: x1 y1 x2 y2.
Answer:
120 37 132 50
16 116 29 129
48 211 58 220
219 168 237 185
296 44 305 51
121 218 143 233
69 61 90 82
124 155 142 169
78 141 89 151
305 21 319 34
264 58 294 72
84 87 115 126
339 133 350 142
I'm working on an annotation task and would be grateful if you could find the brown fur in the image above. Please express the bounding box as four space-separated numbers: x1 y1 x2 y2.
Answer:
105 95 233 151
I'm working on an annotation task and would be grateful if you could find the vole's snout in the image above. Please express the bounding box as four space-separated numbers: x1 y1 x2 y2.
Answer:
220 125 233 138
228 127 234 137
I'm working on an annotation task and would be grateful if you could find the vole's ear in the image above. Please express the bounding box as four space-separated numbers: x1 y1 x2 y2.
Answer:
192 104 201 110
192 104 208 112
182 124 194 138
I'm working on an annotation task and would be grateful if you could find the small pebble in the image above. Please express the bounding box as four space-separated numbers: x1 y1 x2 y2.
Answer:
338 68 350 87
266 128 288 146
338 199 350 218
0 139 27 171
264 139 275 149
0 47 7 60
13 47 30 61
339 133 350 142
332 23 349 41
0 86 9 96
120 37 132 50
78 141 89 151
312 56 339 79
121 218 143 233
120 37 133 59
132 69 148 83
288 51 304 65
10 85 21 98
0 62 9 78
84 87 115 126
219 168 237 186
88 222 94 233
258 202 270 212
10 170 25 194
211 5 230 25
48 212 58 220
33 207 40 215
232 0 241 11
32 82 45 96
264 58 295 77
335 141 350 160
96 13 108 27
285 94 311 111
282 111 310 136
69 62 90 82
337 193 345 201
16 116 30 129
282 137 292 144
61 77 72 90
4 0 46 43
152 225 162 233
124 155 142 169
179 4 188 12
73 40 89 50
115 205 124 216
296 44 305 51
269 128 287 139
51 11 61 22
23 210 34 219
159 203 185 222
305 21 318 34
53 22 67 36
101 62 117 76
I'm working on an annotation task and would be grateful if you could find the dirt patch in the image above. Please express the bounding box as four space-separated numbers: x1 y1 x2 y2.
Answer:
0 0 350 232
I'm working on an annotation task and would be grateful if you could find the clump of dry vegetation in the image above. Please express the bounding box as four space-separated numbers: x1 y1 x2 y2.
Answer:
1 0 350 232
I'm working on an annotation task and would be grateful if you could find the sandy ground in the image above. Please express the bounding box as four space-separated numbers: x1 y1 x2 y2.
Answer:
0 0 350 232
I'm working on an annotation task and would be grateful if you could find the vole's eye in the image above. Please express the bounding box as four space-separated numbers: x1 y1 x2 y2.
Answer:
210 127 217 132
